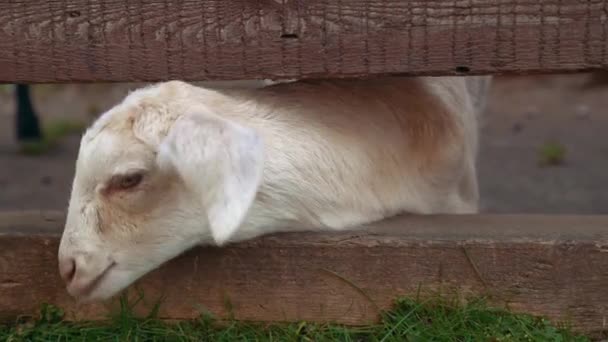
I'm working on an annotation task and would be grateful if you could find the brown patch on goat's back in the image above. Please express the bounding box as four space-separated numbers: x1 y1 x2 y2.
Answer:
263 77 465 171
347 77 465 171
396 79 464 167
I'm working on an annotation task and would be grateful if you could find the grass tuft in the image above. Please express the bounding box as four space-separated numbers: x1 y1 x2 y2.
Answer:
19 119 86 156
539 141 567 167
0 84 13 95
0 296 590 341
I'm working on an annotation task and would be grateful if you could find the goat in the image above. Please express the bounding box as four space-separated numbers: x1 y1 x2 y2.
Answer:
58 76 491 302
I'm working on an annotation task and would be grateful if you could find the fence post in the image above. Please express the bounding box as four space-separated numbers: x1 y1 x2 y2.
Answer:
15 84 42 142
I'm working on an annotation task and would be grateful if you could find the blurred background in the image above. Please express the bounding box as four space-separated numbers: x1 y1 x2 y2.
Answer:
1 73 607 213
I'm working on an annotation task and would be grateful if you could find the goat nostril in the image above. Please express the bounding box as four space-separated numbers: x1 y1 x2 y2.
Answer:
59 258 76 284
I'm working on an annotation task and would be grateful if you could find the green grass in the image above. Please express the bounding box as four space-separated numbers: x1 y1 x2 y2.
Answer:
19 119 86 156
0 84 13 95
0 296 589 342
539 142 567 167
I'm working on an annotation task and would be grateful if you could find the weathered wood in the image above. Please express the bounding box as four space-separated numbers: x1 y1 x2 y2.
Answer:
0 211 607 337
0 0 607 83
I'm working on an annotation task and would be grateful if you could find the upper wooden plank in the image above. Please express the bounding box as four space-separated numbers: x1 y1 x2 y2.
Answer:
0 0 606 83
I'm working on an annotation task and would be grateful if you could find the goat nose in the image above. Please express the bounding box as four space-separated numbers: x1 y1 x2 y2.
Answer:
59 256 76 284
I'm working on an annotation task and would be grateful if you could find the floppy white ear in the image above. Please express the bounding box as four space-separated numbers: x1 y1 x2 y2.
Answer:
158 113 264 245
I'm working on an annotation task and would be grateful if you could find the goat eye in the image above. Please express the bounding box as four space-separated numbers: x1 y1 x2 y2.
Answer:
117 173 143 190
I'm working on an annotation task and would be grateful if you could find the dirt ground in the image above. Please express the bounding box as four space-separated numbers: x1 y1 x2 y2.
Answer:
0 74 606 214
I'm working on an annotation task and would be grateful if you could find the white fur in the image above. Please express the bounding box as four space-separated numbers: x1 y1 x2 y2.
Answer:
58 76 491 301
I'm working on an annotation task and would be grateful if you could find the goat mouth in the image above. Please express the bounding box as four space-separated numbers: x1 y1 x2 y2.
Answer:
71 262 117 301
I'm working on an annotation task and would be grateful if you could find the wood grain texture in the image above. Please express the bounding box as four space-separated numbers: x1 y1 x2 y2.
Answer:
0 0 606 83
0 211 607 337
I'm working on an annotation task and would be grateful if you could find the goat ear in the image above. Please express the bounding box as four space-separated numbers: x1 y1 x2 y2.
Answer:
158 113 264 245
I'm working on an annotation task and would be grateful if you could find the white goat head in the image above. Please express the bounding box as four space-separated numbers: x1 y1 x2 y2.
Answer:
58 81 264 301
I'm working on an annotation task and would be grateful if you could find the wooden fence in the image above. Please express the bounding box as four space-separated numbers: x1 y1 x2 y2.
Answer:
0 0 607 82
1 211 607 336
0 0 607 337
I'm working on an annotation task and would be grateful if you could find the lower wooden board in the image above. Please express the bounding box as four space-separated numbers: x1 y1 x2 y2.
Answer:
0 211 607 337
